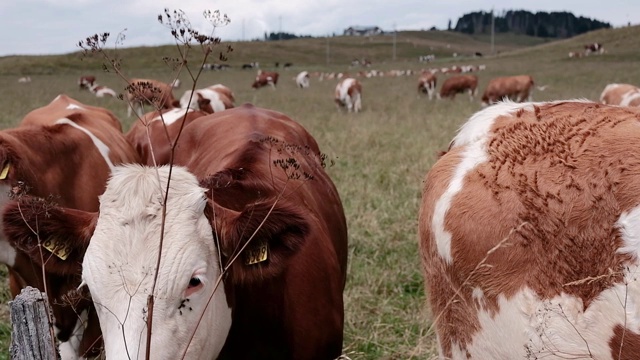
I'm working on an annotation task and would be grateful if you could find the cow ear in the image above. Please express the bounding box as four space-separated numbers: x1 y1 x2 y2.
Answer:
2 198 97 275
207 198 309 285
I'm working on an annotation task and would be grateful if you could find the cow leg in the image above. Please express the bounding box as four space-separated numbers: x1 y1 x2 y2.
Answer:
354 94 362 113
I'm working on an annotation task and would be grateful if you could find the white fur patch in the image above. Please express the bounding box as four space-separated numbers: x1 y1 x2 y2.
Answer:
620 91 640 107
55 118 114 171
616 205 640 259
152 108 194 126
460 277 640 359
66 104 84 110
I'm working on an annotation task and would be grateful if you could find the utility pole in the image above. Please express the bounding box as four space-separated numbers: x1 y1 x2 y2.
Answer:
393 23 397 61
491 8 495 55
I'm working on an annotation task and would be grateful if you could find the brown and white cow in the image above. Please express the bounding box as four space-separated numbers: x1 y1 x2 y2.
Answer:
125 106 211 166
335 77 362 113
584 42 605 55
252 70 279 89
4 104 348 360
87 82 117 98
179 84 235 113
481 74 534 106
418 72 437 100
420 100 640 359
296 71 310 89
78 75 96 90
599 83 640 107
126 78 180 117
0 94 140 359
439 74 478 101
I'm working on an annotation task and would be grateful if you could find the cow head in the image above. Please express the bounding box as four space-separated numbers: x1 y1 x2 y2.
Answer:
3 164 310 359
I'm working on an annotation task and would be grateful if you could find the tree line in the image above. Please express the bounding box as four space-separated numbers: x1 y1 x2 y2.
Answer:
452 10 612 38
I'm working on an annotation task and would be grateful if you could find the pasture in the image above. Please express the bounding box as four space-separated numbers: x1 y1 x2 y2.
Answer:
0 24 640 359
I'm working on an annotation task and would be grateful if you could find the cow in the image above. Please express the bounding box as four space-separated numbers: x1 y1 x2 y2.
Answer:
584 42 605 55
439 74 478 101
283 62 293 69
125 78 180 118
599 83 640 107
0 94 140 359
334 77 362 113
78 75 96 90
17 76 31 83
418 72 437 100
296 71 310 89
87 82 117 98
252 70 279 90
481 75 535 106
125 106 211 165
4 104 349 360
419 100 640 359
179 84 235 113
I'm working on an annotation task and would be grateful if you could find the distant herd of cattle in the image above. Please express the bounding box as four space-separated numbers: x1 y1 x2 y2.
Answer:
7 49 640 359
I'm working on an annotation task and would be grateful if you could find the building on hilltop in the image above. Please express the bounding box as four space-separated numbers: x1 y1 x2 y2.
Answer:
343 26 383 36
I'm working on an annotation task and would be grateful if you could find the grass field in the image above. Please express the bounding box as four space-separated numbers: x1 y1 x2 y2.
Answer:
1 24 640 359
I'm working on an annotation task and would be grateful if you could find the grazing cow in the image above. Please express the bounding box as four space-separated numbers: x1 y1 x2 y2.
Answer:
0 94 140 359
419 100 640 359
439 74 478 101
334 77 362 113
296 71 310 89
242 62 259 69
4 104 348 360
126 78 179 117
78 75 96 89
17 76 31 83
125 106 211 165
584 42 605 55
481 75 534 106
283 62 293 69
599 83 640 107
418 72 437 100
179 84 235 113
87 82 117 98
252 71 279 89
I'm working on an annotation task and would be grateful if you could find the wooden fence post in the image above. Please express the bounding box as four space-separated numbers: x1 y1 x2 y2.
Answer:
9 286 58 360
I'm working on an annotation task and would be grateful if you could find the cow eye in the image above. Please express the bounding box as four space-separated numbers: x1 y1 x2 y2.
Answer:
188 277 201 288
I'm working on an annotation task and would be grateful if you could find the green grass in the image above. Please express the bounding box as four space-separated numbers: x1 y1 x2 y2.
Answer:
1 24 640 359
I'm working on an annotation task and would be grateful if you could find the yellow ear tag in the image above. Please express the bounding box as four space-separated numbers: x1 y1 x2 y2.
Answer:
0 163 10 180
244 240 269 265
42 238 72 260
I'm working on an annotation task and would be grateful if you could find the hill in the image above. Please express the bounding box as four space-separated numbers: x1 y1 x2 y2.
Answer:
0 30 549 76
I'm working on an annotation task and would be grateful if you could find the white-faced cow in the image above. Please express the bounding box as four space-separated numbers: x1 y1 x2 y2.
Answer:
599 83 640 107
418 72 437 100
420 100 640 359
125 106 211 165
78 75 96 90
439 74 478 101
334 77 362 113
1 94 140 359
296 71 310 89
481 75 534 106
87 82 117 98
5 104 348 360
126 78 180 117
252 70 279 89
179 84 235 113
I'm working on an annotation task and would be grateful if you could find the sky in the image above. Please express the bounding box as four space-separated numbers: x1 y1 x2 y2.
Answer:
0 0 637 57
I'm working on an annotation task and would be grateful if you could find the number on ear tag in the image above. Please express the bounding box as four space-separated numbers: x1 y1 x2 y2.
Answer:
0 163 10 180
244 240 269 265
42 238 72 260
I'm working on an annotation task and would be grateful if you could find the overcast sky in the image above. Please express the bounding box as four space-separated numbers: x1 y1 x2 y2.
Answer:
0 1 636 56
